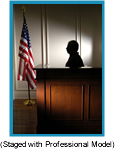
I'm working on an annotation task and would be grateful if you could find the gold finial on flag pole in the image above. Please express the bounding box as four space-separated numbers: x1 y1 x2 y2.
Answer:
22 5 26 16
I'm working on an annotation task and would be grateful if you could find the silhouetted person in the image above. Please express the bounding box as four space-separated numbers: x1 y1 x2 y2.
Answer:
65 40 84 68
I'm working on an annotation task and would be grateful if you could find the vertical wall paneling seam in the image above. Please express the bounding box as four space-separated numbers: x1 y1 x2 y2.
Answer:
13 5 18 91
41 4 48 66
80 4 82 56
76 4 81 56
75 5 77 42
45 5 49 65
13 5 16 99
14 4 21 91
41 5 44 65
41 4 47 66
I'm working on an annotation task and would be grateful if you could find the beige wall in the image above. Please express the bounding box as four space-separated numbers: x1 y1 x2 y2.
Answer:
81 4 102 67
13 4 102 99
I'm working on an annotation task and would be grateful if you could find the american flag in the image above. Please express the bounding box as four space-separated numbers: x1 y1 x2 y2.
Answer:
18 16 36 89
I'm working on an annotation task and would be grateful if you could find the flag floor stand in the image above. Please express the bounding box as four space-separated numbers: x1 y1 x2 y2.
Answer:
23 99 36 106
23 83 36 106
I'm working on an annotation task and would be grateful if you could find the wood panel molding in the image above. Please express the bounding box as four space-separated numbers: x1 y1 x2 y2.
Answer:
49 84 84 121
76 4 81 55
88 84 102 121
41 4 48 65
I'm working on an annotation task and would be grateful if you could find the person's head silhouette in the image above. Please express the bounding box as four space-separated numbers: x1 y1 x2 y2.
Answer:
65 40 84 67
66 40 79 55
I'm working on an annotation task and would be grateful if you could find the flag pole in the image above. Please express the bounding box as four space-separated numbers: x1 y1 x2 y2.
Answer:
28 82 30 102
21 5 36 106
22 5 26 17
23 82 36 106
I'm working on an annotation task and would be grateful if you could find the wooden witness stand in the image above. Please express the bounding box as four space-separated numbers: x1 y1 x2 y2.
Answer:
34 64 102 134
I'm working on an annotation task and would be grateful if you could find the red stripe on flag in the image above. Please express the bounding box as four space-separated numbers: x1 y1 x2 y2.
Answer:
19 46 28 56
26 68 36 89
26 77 35 89
26 65 36 81
29 48 34 61
20 39 28 48
18 53 28 63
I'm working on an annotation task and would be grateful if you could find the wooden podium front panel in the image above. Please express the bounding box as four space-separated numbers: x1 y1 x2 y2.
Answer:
88 84 102 120
49 85 84 120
